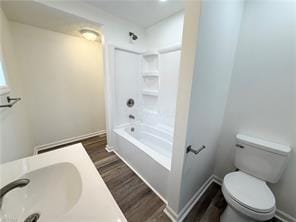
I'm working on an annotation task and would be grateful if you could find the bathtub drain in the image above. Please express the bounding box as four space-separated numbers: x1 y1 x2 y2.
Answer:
24 213 40 222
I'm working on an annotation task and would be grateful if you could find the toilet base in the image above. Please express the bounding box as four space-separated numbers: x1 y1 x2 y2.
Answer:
220 206 255 222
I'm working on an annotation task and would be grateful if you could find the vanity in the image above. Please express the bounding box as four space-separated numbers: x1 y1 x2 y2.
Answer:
0 144 127 222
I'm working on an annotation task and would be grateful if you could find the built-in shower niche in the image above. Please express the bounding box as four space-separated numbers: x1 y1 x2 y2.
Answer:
142 52 159 115
142 74 159 91
142 51 159 72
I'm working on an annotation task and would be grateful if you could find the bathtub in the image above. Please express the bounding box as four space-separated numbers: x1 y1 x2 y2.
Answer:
113 123 173 200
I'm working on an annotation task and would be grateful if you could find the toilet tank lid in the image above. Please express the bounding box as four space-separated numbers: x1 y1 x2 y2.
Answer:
236 134 291 156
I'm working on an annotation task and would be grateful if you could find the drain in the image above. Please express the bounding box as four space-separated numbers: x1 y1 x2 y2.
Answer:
24 213 40 222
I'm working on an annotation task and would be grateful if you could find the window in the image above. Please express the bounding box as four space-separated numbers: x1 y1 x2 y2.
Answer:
0 62 6 85
0 46 10 95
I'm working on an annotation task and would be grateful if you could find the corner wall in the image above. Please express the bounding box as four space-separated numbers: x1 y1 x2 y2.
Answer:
166 1 201 214
214 1 296 219
9 22 106 147
0 9 34 163
178 0 244 211
146 11 184 50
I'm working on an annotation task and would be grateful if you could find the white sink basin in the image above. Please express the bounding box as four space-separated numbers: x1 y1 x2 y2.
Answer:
0 144 127 222
1 163 82 221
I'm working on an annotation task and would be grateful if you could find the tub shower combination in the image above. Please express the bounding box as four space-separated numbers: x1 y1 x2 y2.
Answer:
108 45 181 200
114 123 173 169
114 123 173 199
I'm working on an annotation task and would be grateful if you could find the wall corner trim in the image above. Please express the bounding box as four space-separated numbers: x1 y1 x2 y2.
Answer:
105 144 114 152
164 175 218 222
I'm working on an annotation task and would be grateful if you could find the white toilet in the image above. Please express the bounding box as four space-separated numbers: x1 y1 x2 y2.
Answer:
220 134 291 222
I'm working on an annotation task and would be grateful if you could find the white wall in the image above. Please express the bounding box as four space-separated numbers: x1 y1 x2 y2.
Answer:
2 0 146 160
114 49 141 126
39 0 149 149
9 22 105 147
0 9 34 163
146 11 184 50
166 1 201 215
158 50 181 128
214 1 296 219
38 0 148 51
178 0 244 211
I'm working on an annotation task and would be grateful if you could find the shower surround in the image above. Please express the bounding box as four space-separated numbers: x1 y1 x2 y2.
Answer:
107 44 181 200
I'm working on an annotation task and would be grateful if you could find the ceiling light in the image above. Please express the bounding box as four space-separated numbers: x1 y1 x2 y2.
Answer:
159 0 168 2
80 29 99 41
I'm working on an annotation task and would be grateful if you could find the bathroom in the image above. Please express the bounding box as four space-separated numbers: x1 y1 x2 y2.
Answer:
0 0 295 222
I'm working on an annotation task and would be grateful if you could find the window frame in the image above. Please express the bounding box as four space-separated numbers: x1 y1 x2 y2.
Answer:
0 45 10 95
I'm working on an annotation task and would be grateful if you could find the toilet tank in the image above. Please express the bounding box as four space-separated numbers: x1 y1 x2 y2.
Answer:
234 134 291 183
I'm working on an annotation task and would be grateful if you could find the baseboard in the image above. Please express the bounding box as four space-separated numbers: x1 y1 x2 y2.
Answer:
34 130 106 154
275 209 296 222
212 174 223 185
111 149 168 205
164 175 217 222
177 175 216 221
105 144 114 153
164 206 178 222
163 173 296 222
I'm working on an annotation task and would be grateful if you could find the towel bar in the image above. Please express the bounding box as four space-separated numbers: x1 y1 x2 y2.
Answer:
0 96 21 108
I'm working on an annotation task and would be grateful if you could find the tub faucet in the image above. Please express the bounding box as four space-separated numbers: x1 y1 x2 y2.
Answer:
129 114 135 120
0 179 30 209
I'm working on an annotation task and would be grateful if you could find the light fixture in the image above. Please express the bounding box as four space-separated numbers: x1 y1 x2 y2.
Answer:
159 0 168 2
80 29 99 41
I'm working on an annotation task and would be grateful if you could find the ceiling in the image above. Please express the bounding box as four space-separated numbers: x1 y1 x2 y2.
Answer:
85 0 184 28
1 1 102 40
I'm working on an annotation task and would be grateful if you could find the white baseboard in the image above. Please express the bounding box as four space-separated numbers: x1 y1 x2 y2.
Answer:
275 209 296 222
164 175 217 222
164 206 179 222
212 174 223 185
163 173 296 222
111 149 168 205
105 144 114 153
34 130 106 154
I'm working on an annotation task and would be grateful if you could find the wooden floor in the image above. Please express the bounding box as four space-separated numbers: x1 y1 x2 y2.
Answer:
184 183 226 222
40 134 170 222
39 135 282 222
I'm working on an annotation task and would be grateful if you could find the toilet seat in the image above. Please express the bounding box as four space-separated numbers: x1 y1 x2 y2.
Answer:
222 171 276 221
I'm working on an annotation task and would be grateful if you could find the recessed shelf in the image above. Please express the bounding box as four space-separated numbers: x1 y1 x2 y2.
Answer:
143 71 159 77
142 89 159 96
142 51 159 57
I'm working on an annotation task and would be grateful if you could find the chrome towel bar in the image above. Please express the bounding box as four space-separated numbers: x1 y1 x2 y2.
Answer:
186 145 206 155
0 96 21 108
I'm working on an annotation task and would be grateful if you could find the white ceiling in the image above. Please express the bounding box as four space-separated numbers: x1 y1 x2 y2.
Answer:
1 1 102 40
85 0 184 28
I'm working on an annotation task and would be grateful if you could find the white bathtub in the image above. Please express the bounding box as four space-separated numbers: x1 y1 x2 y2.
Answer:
113 123 173 200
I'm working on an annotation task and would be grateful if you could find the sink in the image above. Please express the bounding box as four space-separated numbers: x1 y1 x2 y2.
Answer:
1 162 82 221
0 144 126 222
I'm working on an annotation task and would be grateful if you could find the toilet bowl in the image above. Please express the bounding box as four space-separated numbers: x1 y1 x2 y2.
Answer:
221 171 275 222
220 134 291 222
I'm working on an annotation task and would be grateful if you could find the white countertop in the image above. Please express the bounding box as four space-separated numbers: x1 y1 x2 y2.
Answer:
0 144 127 222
